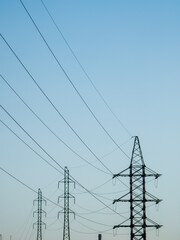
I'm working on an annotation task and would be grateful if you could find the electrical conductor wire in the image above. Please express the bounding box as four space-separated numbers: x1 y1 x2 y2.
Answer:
18 0 130 160
40 0 132 137
0 74 109 175
0 34 115 175
0 105 127 219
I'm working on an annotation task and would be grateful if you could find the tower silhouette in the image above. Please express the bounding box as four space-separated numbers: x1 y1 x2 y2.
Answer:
33 188 46 240
58 167 75 240
113 136 162 240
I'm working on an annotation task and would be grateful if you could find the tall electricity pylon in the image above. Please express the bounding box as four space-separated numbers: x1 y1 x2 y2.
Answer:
33 188 46 240
58 167 75 240
113 136 162 240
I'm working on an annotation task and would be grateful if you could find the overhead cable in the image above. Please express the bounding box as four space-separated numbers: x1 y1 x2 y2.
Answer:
40 0 132 137
0 119 63 175
0 34 115 175
0 106 127 220
0 74 109 175
0 166 114 227
18 0 130 160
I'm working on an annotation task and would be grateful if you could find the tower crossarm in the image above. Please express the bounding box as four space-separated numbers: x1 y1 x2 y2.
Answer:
58 209 75 219
113 169 161 179
113 215 162 230
114 224 162 229
113 191 161 204
145 166 162 179
113 192 130 204
113 167 129 178
33 209 46 217
33 221 46 229
113 224 130 229
113 218 130 229
146 192 162 204
58 193 75 204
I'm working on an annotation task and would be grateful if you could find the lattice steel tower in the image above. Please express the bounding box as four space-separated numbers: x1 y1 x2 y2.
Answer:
58 167 75 240
33 188 46 240
113 136 162 240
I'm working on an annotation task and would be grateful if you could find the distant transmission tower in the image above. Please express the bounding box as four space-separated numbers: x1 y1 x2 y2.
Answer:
33 188 46 240
58 167 75 240
113 136 162 240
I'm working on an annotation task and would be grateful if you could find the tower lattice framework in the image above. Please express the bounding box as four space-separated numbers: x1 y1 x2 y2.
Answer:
33 188 46 240
58 167 75 240
113 136 162 240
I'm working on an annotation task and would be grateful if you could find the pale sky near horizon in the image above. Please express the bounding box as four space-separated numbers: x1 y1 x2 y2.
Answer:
0 1 180 240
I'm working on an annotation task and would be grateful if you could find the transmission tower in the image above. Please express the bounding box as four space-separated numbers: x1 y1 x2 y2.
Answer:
58 167 75 240
113 136 162 240
33 188 46 240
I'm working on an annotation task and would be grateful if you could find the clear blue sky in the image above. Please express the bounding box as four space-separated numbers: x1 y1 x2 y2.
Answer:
0 1 180 240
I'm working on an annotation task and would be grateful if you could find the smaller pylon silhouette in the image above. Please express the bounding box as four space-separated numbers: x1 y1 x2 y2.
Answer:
113 136 162 240
33 188 46 240
58 167 75 240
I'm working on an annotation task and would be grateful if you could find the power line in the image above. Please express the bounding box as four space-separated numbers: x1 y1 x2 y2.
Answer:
0 166 96 230
71 227 111 235
0 88 129 189
16 206 34 240
0 107 127 201
71 225 128 236
0 106 127 220
0 166 38 195
0 34 116 175
0 119 63 175
18 0 130 160
74 178 112 195
40 0 132 138
1 72 131 176
80 192 113 202
1 103 125 202
65 137 132 170
72 217 112 233
0 166 114 228
1 105 66 173
75 203 114 215
0 73 109 175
